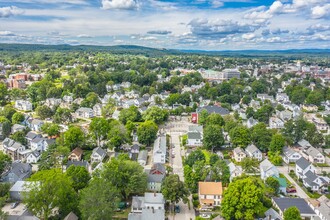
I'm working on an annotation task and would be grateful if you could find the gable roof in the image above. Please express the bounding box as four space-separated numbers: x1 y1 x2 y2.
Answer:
305 146 322 158
63 212 78 220
296 157 311 170
197 105 230 115
198 182 223 195
260 159 275 172
9 163 32 179
188 131 201 140
273 198 315 215
71 147 83 157
245 144 260 154
92 147 106 157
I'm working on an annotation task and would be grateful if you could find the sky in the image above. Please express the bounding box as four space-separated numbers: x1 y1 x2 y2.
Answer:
0 0 330 50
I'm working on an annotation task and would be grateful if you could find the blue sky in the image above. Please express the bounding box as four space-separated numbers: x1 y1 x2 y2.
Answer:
0 0 330 50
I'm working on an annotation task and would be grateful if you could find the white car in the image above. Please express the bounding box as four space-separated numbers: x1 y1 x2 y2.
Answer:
200 213 211 218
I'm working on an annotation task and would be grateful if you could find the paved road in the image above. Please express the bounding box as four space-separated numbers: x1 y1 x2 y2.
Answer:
166 119 195 220
277 166 310 199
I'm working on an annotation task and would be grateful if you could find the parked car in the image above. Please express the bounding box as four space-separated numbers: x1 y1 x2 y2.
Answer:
11 202 19 209
286 187 297 193
174 205 180 213
200 213 211 218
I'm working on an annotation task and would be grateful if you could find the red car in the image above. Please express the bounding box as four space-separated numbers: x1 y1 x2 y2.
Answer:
286 187 297 193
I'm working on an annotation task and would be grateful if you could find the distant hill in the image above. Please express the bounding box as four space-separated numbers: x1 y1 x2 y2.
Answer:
0 43 329 58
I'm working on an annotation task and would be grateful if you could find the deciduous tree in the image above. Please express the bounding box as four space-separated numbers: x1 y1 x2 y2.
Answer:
283 206 302 220
137 120 158 146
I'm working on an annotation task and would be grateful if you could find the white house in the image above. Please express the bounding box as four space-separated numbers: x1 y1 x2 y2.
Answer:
15 100 32 111
26 151 41 163
153 136 167 164
246 117 258 128
302 146 325 164
269 117 284 129
75 107 94 119
233 147 246 162
228 162 243 182
276 93 290 103
260 159 279 180
91 147 106 164
245 144 263 161
282 146 302 164
187 125 203 147
93 104 102 117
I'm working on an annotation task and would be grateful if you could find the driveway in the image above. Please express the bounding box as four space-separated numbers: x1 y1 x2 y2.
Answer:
166 119 195 220
277 166 310 199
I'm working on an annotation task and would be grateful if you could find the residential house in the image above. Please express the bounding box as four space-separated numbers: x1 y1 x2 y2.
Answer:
302 146 325 164
269 117 284 129
274 176 287 194
68 147 83 161
302 104 318 112
11 124 26 134
245 144 263 161
276 93 290 103
228 162 243 182
75 107 94 119
257 94 275 102
0 123 4 140
312 117 329 133
153 136 167 164
264 208 282 220
45 98 62 108
66 161 89 171
196 105 230 116
93 104 102 117
9 181 36 201
90 147 106 164
282 146 302 164
295 157 329 192
2 138 26 161
129 193 165 220
277 110 292 121
63 212 79 220
187 125 203 147
272 198 316 219
307 195 330 220
15 100 33 111
296 139 313 150
233 147 246 162
138 150 148 166
63 95 73 103
27 119 44 132
246 117 258 128
1 162 32 183
26 151 41 164
260 159 279 180
147 163 166 192
130 144 140 161
198 182 223 209
30 138 55 152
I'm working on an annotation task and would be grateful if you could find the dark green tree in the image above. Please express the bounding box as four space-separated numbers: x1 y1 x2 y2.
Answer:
137 120 158 146
283 206 302 220
203 124 225 150
66 166 90 191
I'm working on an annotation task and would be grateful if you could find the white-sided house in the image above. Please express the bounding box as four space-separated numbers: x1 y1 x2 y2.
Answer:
91 147 106 164
93 104 102 117
282 146 302 164
29 119 44 132
15 100 32 111
302 146 326 164
276 93 290 103
233 147 246 162
153 136 167 164
246 117 258 128
228 162 243 182
260 159 279 180
26 151 41 164
295 157 316 180
187 125 203 146
30 138 44 151
269 117 284 129
138 150 148 167
75 107 94 119
245 144 263 161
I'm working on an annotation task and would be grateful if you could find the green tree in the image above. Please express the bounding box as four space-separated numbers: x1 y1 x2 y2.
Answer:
119 106 141 125
184 149 205 167
283 206 302 220
270 133 286 153
255 104 274 123
0 82 8 105
89 118 109 147
0 105 16 121
66 166 90 191
241 157 259 173
53 107 72 124
80 92 100 108
142 106 169 124
265 176 280 195
63 126 85 150
137 120 158 146
306 90 324 106
229 126 251 148
203 124 225 150
24 169 78 219
10 131 27 145
35 105 53 120
221 177 265 220
101 158 147 199
210 160 230 184
79 178 119 220
41 123 61 137
107 120 129 150
0 116 11 138
250 123 273 152
0 151 11 174
198 109 209 125
11 112 25 124
206 113 225 127
268 151 283 165
161 174 189 212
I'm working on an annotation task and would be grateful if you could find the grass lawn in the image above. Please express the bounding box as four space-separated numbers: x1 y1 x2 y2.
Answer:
113 207 131 219
202 149 211 164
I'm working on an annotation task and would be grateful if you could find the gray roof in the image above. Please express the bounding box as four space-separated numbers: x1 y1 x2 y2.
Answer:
141 208 165 220
9 181 36 192
283 146 297 157
138 150 148 161
296 157 311 170
153 136 166 154
188 125 203 133
264 208 282 220
132 196 144 210
188 131 201 140
233 147 245 155
305 146 322 158
66 161 89 169
128 213 141 220
25 131 41 140
8 163 32 180
92 147 106 157
297 139 312 149
131 144 140 151
245 144 260 154
144 192 165 204
31 137 43 143
260 159 275 172
197 105 230 115
273 198 316 215
63 212 78 220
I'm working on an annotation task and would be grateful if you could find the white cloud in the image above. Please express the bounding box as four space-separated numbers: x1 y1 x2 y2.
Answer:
102 0 139 10
0 31 15 36
0 6 23 18
211 0 224 8
242 33 255 40
77 34 92 38
5 0 89 4
311 4 330 19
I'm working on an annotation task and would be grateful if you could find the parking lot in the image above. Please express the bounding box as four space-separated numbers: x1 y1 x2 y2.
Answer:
2 202 26 216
